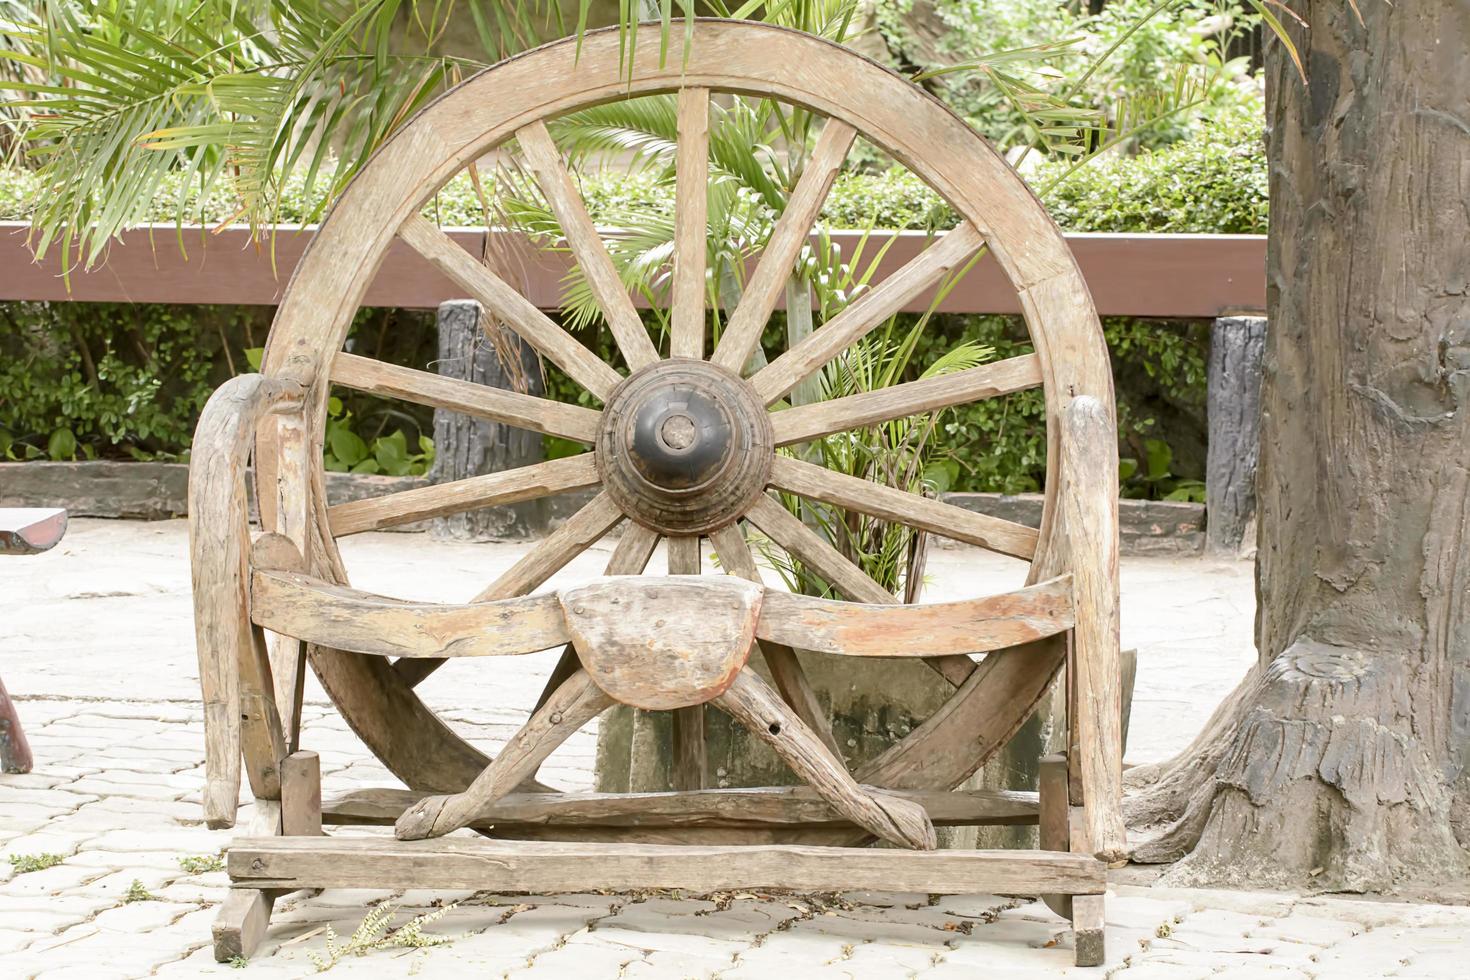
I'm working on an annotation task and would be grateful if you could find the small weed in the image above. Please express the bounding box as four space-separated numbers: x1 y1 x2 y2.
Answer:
123 879 157 903
228 955 248 968
179 854 226 874
307 904 457 972
7 853 64 875
1155 920 1174 938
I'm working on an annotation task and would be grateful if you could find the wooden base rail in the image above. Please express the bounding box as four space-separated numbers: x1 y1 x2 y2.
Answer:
228 836 1106 896
321 785 1041 832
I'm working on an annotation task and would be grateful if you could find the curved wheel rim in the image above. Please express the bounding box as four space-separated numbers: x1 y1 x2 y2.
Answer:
257 20 1112 809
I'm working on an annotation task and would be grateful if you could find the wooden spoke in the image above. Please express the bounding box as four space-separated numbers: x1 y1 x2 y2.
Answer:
742 493 892 605
670 88 710 359
327 454 600 537
331 351 600 443
470 490 626 602
769 456 1039 561
752 223 985 404
710 120 858 373
517 120 660 371
666 535 706 791
395 670 615 840
398 214 623 398
714 670 936 850
743 494 976 687
395 491 625 687
771 353 1041 446
532 522 661 713
251 569 571 660
707 524 845 761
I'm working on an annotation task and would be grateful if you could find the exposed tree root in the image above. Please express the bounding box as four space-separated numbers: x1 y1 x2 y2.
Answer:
1123 639 1469 894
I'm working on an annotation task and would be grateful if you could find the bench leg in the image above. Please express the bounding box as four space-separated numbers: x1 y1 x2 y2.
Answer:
213 888 276 962
0 675 33 774
1071 893 1106 966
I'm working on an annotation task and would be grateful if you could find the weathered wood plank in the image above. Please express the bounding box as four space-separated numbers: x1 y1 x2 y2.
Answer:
280 751 323 838
1072 893 1107 966
561 576 760 711
322 785 1040 829
250 569 570 659
212 889 274 962
1060 396 1126 863
532 522 661 714
229 836 1105 894
189 374 303 828
395 491 624 687
1205 315 1267 555
757 575 1073 657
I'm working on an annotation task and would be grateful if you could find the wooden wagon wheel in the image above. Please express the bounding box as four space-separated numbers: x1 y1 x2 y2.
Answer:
240 20 1121 857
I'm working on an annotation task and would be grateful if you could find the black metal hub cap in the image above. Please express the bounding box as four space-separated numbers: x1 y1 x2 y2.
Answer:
596 359 774 534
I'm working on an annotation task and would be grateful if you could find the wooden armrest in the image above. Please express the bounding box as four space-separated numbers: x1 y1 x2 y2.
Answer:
189 374 306 829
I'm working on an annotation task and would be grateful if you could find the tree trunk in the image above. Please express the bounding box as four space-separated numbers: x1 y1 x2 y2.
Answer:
1124 0 1470 893
1205 316 1266 556
429 299 546 539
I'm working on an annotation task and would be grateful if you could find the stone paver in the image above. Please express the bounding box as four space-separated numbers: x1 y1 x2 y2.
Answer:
1 519 1467 978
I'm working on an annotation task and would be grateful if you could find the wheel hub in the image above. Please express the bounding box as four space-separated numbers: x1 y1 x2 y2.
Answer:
597 359 773 534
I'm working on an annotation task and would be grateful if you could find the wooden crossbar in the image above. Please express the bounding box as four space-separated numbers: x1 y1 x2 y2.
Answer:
321 786 1041 830
229 836 1105 895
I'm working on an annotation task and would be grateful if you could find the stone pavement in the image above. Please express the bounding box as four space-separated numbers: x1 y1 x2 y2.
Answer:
2 519 1468 978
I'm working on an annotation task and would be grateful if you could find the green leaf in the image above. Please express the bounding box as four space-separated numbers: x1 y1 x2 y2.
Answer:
373 433 410 476
1119 457 1139 482
350 458 382 475
328 426 367 467
244 348 264 371
1144 438 1172 480
47 427 77 461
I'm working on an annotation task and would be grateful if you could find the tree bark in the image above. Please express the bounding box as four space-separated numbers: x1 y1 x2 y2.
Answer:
1125 0 1470 893
1205 316 1266 555
429 299 546 540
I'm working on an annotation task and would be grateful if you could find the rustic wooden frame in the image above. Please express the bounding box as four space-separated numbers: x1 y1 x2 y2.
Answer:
188 20 1123 967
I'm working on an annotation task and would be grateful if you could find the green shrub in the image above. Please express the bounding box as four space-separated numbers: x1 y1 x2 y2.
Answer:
0 101 1265 236
1037 100 1267 234
912 313 1209 496
0 103 1251 478
0 302 253 461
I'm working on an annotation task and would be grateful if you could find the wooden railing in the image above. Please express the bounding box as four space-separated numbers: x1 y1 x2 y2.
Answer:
0 222 1264 318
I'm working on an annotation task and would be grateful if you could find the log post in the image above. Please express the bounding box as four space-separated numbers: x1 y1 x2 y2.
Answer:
429 299 547 540
1205 316 1266 555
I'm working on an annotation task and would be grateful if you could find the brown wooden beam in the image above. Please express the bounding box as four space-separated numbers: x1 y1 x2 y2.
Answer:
0 222 1264 318
229 835 1105 894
